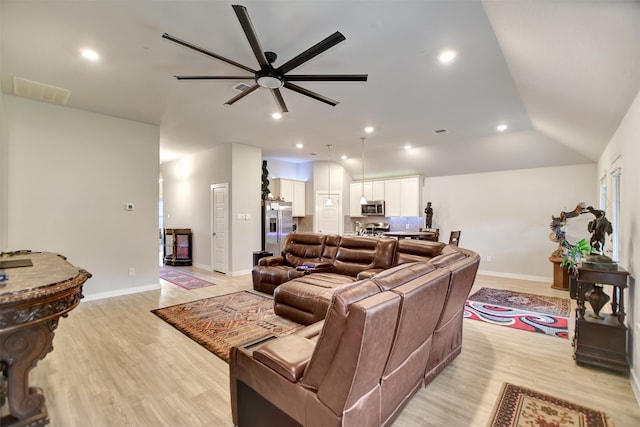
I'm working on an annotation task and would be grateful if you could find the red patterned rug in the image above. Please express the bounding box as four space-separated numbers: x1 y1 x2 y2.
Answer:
488 383 612 427
151 290 304 362
160 266 216 290
464 287 570 339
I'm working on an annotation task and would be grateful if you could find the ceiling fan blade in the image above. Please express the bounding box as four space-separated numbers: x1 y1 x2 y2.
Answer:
270 89 288 113
285 74 368 82
277 31 346 75
162 33 255 74
232 5 269 69
174 76 253 80
225 84 259 106
283 82 338 107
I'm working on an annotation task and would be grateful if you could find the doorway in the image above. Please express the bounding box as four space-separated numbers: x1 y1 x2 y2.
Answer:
211 183 229 273
315 191 342 234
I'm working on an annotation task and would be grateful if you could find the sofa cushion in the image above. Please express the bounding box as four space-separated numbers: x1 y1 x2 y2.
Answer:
331 236 397 277
394 239 445 265
283 232 327 266
273 273 357 325
253 334 316 382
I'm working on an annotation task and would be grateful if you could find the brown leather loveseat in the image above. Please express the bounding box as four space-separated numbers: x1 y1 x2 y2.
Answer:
230 247 480 427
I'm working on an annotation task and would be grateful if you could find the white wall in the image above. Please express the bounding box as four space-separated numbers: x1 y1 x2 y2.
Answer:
161 143 261 275
424 164 597 280
4 95 160 299
599 87 640 400
0 91 8 250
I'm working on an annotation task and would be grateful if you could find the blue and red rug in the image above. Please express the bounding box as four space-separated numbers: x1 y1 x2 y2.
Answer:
464 287 570 339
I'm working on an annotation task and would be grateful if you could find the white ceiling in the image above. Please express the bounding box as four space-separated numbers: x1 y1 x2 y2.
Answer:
2 1 639 179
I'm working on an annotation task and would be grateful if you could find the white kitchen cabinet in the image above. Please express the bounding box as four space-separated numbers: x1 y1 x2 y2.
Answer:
272 178 306 217
384 179 402 217
384 177 421 217
350 182 364 217
372 181 385 201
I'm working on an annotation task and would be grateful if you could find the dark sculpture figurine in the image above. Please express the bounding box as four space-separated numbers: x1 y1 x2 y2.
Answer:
585 206 613 254
424 202 433 229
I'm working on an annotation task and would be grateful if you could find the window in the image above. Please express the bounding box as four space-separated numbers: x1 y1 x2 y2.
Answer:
610 168 621 262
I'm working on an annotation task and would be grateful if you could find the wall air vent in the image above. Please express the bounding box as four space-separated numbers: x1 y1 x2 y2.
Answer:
433 129 448 134
232 82 253 92
13 77 71 105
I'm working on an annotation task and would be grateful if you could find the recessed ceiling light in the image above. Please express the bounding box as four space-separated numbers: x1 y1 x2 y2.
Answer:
404 144 412 150
296 143 303 148
81 49 99 61
272 112 282 120
364 126 374 133
341 155 347 160
496 124 508 132
439 50 457 63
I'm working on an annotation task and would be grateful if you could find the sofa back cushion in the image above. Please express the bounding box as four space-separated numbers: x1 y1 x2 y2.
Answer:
394 239 446 265
320 234 341 263
331 236 397 277
380 266 451 420
282 232 327 266
301 280 381 390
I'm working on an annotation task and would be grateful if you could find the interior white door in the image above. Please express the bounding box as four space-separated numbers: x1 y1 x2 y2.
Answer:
211 183 229 273
315 192 342 234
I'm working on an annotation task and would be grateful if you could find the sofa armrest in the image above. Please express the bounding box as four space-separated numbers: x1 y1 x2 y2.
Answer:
252 335 316 382
356 268 384 280
293 320 324 340
258 255 285 266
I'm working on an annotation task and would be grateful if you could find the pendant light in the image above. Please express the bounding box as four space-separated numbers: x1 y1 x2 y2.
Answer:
325 144 333 206
359 137 367 205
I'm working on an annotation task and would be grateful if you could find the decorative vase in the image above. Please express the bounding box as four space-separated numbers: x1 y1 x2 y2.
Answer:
585 285 610 319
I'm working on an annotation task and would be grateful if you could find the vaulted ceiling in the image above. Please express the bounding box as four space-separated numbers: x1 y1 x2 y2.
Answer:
2 1 639 179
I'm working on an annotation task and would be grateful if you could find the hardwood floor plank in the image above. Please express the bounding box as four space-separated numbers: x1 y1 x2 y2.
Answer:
2 270 638 426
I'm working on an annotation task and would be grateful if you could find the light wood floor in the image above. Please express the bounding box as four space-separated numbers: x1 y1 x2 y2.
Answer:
4 268 640 426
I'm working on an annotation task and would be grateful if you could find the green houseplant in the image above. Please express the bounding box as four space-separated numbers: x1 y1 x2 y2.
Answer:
560 238 594 274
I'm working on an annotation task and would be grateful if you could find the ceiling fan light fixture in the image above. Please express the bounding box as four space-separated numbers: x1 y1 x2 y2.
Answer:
256 75 283 89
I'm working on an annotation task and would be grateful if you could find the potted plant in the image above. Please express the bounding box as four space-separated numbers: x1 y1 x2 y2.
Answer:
560 238 594 274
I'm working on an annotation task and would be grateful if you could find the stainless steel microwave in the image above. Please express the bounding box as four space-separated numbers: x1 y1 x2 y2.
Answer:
361 200 385 216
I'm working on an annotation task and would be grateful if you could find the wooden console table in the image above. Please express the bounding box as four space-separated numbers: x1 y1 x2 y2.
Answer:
0 252 91 426
573 265 629 374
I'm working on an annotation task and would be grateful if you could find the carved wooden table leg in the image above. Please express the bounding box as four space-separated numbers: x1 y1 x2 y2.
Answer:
1 322 54 426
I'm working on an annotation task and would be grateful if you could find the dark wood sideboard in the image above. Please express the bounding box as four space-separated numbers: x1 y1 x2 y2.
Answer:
573 265 629 374
1 252 91 426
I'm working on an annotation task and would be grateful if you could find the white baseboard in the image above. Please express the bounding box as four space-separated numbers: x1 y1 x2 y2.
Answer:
631 369 640 408
82 283 161 302
228 269 251 276
193 262 212 271
477 269 550 283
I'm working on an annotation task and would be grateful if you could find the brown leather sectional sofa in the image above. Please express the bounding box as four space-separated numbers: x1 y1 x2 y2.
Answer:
230 233 480 426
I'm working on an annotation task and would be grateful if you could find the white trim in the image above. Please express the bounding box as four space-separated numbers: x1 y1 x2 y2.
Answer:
477 269 550 283
82 283 161 302
227 269 252 276
193 261 213 271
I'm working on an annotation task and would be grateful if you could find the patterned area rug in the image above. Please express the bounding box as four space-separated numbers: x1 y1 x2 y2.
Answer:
151 290 304 362
160 266 216 290
488 383 612 427
464 287 570 339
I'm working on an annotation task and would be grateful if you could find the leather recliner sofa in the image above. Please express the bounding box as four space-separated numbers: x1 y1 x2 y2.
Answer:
252 232 446 295
229 246 480 427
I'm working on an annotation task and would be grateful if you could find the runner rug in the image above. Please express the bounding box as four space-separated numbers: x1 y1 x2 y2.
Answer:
464 287 571 339
160 266 216 290
488 383 612 427
151 290 304 362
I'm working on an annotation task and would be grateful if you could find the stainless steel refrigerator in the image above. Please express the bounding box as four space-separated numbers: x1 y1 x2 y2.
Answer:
264 201 293 255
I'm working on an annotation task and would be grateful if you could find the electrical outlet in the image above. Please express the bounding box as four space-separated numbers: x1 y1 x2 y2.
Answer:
486 256 492 262
128 267 135 276
405 224 410 229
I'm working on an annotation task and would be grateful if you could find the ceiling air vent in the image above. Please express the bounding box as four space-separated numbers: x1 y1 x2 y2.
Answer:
232 82 253 92
13 77 71 105
433 128 448 134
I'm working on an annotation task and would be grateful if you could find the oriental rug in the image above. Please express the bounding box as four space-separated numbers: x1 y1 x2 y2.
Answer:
160 266 216 290
151 290 304 362
464 287 570 339
487 383 612 427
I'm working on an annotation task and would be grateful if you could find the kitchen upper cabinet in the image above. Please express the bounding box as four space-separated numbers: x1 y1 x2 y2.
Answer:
384 180 402 217
272 178 306 217
384 177 421 217
372 181 385 201
399 177 421 217
350 182 364 217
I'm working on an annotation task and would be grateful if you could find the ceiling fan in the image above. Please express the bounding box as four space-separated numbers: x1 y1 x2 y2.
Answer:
162 4 368 113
